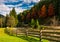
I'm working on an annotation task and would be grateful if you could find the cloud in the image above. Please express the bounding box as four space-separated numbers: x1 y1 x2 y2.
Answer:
0 0 40 16
15 8 26 14
0 3 26 16
32 0 40 3
6 3 23 8
23 0 40 3
6 0 18 2
1 0 19 2
0 4 12 15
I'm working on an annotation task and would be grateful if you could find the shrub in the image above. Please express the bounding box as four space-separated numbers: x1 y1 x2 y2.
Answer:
4 28 16 36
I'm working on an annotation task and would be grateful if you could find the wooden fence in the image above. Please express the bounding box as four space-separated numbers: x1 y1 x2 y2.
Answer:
42 26 60 42
11 26 60 42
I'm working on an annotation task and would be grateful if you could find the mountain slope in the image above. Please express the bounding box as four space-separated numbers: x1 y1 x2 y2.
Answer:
0 14 5 18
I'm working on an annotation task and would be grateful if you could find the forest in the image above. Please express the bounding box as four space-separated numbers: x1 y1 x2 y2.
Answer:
0 0 60 28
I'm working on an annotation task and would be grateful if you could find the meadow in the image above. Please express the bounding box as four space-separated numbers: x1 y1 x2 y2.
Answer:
0 28 49 42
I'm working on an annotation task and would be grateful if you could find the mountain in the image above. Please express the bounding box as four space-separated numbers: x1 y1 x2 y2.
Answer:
0 14 5 18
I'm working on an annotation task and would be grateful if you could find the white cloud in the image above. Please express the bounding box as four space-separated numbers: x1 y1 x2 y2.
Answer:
28 5 34 7
0 4 26 16
8 0 18 2
23 0 31 3
0 0 19 4
23 0 40 3
6 3 23 8
0 0 40 4
15 8 26 14
15 3 23 7
4 0 19 2
6 5 15 8
0 4 12 16
32 0 40 3
0 0 40 16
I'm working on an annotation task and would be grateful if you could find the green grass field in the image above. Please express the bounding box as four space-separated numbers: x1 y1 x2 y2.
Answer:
0 28 49 42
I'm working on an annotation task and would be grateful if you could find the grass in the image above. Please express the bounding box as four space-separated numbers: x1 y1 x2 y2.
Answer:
0 28 49 42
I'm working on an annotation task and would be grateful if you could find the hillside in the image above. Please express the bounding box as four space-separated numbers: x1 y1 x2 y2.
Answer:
0 28 49 42
0 14 4 18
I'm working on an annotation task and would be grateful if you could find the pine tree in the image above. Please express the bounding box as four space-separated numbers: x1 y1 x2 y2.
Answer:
0 18 3 27
36 19 40 29
31 19 35 28
10 7 17 18
9 7 18 27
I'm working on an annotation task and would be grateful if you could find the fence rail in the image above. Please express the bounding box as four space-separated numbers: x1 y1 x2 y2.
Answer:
41 27 60 42
11 27 60 42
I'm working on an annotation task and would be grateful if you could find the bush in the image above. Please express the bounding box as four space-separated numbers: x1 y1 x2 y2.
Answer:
4 28 17 36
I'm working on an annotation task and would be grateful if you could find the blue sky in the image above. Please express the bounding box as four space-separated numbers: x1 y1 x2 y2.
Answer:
0 0 40 16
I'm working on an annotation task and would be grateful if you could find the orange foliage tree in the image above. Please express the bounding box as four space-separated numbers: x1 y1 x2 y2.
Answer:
26 12 31 21
48 3 54 16
38 10 40 18
40 5 47 17
31 7 37 19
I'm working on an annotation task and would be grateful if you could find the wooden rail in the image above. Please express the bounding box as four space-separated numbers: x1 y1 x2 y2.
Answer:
42 27 60 42
11 27 60 42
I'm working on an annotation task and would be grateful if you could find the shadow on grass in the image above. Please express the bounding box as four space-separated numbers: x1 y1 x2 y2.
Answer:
17 36 40 42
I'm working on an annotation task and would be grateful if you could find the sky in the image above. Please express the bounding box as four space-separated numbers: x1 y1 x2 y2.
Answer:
0 0 40 16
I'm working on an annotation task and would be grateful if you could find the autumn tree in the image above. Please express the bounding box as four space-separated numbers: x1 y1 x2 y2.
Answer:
38 10 41 18
48 3 54 16
48 3 59 26
31 7 37 19
31 7 35 18
6 16 16 27
40 5 47 17
26 12 31 22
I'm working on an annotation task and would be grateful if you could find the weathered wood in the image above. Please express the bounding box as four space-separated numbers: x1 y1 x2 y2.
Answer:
41 27 60 42
42 36 60 42
42 33 60 38
43 27 60 30
42 30 60 33
14 27 60 42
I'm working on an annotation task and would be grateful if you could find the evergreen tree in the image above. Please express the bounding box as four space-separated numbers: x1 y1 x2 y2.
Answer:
5 14 9 27
36 19 40 29
0 18 3 27
31 19 35 28
10 7 17 18
9 7 18 27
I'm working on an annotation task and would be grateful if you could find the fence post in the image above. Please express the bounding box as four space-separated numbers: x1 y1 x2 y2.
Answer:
16 28 17 36
26 29 28 37
40 27 42 42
